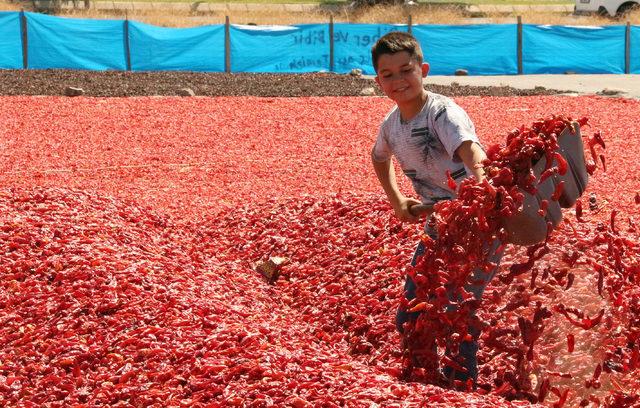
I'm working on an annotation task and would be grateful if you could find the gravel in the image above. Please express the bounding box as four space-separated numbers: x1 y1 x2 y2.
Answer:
0 69 568 97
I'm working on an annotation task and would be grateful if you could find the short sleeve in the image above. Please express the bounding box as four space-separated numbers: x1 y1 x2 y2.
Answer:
432 103 479 161
372 124 392 162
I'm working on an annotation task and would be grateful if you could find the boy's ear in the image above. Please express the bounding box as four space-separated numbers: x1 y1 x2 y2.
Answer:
421 63 430 78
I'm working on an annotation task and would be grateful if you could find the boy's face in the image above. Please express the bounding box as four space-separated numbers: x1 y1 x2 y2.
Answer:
375 51 429 105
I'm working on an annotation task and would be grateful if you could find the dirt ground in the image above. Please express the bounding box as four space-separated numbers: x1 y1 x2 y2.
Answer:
0 70 568 97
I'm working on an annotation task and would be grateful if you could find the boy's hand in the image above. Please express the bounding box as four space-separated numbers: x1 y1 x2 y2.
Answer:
409 203 434 218
392 196 423 223
371 155 430 223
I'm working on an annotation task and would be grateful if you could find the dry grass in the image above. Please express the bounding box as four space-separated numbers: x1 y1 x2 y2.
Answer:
486 9 639 25
0 0 21 11
1 0 639 26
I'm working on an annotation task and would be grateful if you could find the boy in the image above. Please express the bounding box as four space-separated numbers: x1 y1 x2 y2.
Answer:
370 31 502 383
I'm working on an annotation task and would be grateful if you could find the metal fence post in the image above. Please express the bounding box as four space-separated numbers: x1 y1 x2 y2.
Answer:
407 14 412 35
517 16 523 75
20 9 28 69
225 16 231 73
329 15 334 72
124 14 132 71
625 21 631 74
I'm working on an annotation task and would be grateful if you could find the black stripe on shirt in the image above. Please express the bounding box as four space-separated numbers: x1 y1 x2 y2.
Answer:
433 107 447 122
450 168 467 179
403 170 417 178
411 127 428 137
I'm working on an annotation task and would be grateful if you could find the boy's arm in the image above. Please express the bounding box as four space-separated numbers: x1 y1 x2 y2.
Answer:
371 149 423 222
455 140 487 183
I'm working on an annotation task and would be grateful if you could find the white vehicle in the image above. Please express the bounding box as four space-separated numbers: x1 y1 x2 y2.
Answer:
574 0 640 16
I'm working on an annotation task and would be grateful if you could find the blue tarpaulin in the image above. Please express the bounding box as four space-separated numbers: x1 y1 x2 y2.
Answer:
129 21 224 71
413 24 518 75
631 25 640 74
229 24 330 72
0 12 23 69
522 24 626 74
26 12 126 70
333 24 403 74
0 11 636 74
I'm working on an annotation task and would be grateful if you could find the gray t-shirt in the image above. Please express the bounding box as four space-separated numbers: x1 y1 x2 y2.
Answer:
372 92 480 205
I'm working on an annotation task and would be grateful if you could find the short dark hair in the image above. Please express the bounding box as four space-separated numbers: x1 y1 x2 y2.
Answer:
371 31 424 73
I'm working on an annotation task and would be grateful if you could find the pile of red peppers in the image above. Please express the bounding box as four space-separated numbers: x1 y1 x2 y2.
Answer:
1 114 639 407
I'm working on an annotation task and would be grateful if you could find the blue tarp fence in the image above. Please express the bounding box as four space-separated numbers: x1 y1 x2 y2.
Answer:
412 24 518 75
0 11 23 69
0 11 638 74
129 21 224 71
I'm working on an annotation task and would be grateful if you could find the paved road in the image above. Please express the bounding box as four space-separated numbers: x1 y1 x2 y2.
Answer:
424 74 640 98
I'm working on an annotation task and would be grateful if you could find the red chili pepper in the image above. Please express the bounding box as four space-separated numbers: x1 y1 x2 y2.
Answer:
565 273 574 290
542 266 550 281
551 181 565 202
539 167 558 184
588 141 598 165
579 309 605 330
445 170 457 191
525 345 533 361
586 363 603 389
575 200 584 222
598 268 604 297
538 199 549 217
577 117 589 127
593 363 602 381
553 152 568 175
547 371 573 379
530 267 538 289
408 302 432 313
592 130 605 149
562 250 580 267
538 378 551 402
599 154 606 172
553 388 569 408
567 333 575 353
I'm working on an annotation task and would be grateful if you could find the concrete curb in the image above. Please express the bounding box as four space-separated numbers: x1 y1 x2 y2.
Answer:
423 74 640 99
